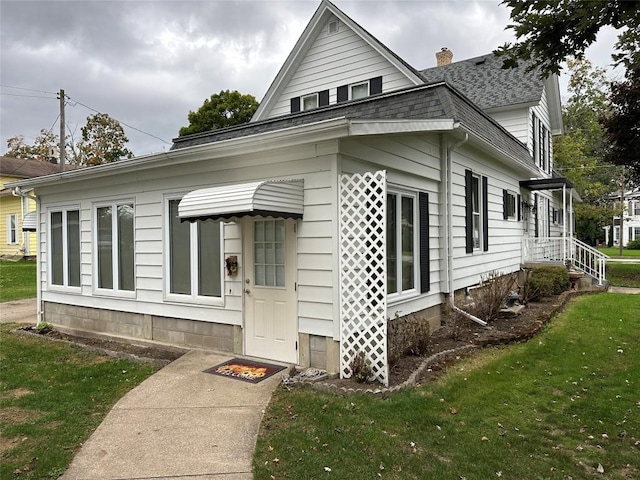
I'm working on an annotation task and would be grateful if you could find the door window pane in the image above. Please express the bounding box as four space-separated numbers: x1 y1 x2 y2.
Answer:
254 220 285 287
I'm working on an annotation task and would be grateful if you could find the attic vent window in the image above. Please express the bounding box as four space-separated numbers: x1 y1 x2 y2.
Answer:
328 20 339 35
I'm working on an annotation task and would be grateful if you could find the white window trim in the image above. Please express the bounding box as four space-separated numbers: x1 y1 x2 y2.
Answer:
6 214 18 245
350 80 370 100
301 93 318 111
327 20 339 35
163 196 225 306
47 206 81 292
472 175 482 251
387 187 419 302
92 200 136 298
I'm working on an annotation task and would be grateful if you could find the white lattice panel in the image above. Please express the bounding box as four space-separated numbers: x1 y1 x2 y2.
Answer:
339 170 388 386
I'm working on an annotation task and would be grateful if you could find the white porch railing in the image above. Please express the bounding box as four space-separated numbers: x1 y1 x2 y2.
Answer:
522 236 608 285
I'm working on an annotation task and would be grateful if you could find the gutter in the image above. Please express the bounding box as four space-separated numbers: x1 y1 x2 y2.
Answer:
444 132 488 327
12 187 43 325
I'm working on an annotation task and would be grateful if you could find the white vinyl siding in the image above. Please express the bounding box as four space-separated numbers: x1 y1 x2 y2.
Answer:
489 108 530 144
267 16 415 118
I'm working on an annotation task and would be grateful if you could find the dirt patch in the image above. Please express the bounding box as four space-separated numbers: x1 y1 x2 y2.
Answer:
0 436 22 455
15 327 185 365
318 290 603 393
0 406 44 425
2 388 33 399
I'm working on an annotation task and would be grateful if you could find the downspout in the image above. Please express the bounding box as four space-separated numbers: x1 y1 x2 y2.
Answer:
12 187 42 325
445 132 487 327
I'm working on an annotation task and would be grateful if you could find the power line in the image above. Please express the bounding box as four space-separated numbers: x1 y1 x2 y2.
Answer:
0 93 57 100
0 84 58 96
67 96 171 145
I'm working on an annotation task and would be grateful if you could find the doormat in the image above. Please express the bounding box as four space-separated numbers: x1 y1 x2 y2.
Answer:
203 358 286 384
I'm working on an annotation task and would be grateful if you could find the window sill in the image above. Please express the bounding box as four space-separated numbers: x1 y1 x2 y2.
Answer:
47 285 82 294
93 288 137 299
164 294 225 308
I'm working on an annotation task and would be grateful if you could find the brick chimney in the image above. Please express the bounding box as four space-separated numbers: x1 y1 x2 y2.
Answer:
436 47 453 66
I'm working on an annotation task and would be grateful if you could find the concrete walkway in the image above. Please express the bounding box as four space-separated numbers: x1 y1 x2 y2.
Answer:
61 350 281 480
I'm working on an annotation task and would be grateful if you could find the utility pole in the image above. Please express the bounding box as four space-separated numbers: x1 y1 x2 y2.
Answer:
58 89 65 172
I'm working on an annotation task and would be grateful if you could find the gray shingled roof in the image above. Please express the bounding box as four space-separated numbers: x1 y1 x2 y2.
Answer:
172 83 532 168
419 53 544 111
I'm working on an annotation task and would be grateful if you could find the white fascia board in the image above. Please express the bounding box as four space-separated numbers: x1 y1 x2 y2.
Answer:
348 119 458 136
5 117 352 190
545 74 564 135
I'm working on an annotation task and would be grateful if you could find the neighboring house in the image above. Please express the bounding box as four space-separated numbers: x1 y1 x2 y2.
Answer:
8 1 602 385
604 189 640 246
0 156 66 257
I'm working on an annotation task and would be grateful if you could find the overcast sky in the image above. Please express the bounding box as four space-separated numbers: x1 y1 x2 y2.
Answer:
0 0 622 158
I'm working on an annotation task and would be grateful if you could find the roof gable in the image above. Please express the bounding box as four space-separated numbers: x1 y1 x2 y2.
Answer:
252 0 423 121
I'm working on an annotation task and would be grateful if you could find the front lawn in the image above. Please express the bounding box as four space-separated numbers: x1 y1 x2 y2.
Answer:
0 259 36 302
598 247 640 258
0 325 161 479
254 294 640 479
607 262 640 288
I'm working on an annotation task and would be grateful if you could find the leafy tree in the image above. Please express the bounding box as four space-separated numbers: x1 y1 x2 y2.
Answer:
77 113 133 166
4 130 60 161
179 90 259 136
495 0 640 77
601 67 640 185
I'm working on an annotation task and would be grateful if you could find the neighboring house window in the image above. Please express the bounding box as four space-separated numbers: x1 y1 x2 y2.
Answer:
634 227 640 240
465 170 488 253
6 214 18 244
632 200 640 216
95 202 134 291
337 76 383 103
502 190 517 220
290 90 329 113
386 190 430 296
50 209 80 287
167 199 222 298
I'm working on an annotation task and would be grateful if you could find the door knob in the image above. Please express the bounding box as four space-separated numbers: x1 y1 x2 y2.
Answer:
245 289 251 294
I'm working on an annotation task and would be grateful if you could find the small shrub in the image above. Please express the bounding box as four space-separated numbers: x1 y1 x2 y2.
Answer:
468 271 517 321
443 303 469 341
350 351 373 383
527 266 569 300
626 239 640 250
387 313 431 366
35 321 53 334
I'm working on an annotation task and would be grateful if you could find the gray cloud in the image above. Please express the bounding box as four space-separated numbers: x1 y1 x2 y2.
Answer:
0 0 619 157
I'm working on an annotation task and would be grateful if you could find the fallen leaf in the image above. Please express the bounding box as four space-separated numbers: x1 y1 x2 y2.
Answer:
324 466 332 472
481 436 489 441
596 463 604 474
451 407 458 414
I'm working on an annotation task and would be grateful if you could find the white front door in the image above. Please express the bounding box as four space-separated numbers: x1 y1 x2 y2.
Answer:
244 218 298 363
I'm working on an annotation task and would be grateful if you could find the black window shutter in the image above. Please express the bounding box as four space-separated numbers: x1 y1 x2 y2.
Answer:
465 169 473 253
548 204 552 237
419 192 430 293
502 189 508 220
318 89 329 107
532 113 538 163
482 176 489 251
290 96 300 113
369 76 383 95
337 85 348 103
517 194 521 221
534 194 539 238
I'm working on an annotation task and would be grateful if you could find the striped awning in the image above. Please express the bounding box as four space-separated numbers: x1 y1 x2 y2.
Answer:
178 179 304 222
22 211 37 231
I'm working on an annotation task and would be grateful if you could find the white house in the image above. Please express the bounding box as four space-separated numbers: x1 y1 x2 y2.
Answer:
605 189 640 247
9 1 600 385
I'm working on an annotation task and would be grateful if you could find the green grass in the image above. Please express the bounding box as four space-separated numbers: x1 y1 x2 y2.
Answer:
598 247 640 258
607 262 640 287
0 259 37 302
0 324 161 479
254 294 640 479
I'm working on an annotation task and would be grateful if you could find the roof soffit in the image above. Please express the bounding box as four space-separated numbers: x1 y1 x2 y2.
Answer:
251 0 423 122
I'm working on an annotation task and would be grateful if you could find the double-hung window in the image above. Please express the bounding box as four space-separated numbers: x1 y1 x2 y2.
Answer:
167 199 222 301
6 214 18 245
95 202 134 292
465 170 488 252
50 208 80 287
502 190 519 221
387 190 431 297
